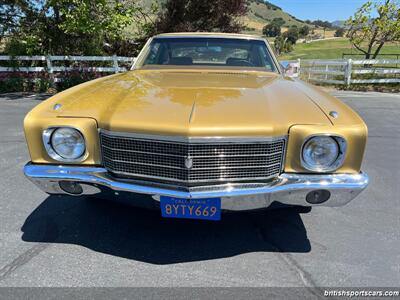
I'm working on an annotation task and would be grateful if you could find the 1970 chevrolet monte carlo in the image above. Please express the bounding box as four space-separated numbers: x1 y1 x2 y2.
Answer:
23 33 369 221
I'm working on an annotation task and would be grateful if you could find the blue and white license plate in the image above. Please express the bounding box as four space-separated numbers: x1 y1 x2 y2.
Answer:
160 196 221 221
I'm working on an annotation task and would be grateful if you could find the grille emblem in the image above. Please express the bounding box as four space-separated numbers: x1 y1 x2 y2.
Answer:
184 156 193 169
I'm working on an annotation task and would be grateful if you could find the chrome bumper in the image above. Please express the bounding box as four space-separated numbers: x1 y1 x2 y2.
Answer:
24 163 369 211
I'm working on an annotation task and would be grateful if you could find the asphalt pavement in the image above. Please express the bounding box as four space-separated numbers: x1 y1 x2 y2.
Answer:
0 91 399 292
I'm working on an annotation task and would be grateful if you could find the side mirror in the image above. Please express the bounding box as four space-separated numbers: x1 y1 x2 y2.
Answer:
280 61 300 78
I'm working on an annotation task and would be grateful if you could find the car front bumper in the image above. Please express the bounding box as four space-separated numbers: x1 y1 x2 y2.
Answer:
24 163 369 211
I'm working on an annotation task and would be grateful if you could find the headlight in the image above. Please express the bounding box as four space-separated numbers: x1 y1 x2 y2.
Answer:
301 136 346 172
43 127 86 162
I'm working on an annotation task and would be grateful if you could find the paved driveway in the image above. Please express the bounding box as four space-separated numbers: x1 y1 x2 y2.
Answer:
0 91 399 290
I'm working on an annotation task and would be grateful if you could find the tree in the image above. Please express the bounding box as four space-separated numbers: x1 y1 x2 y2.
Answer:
283 26 299 44
271 17 285 27
153 0 248 33
274 35 293 55
1 0 155 56
273 35 285 55
263 23 281 37
334 28 345 37
346 0 400 59
311 20 333 28
0 1 22 42
299 25 310 37
262 17 285 37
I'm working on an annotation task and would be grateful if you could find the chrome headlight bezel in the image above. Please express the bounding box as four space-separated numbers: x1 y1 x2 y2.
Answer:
301 135 347 172
42 127 87 162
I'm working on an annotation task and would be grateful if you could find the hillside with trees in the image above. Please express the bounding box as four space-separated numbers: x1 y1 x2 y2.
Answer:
247 0 307 28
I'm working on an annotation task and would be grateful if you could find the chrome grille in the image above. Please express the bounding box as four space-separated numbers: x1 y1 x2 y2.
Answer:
100 131 286 186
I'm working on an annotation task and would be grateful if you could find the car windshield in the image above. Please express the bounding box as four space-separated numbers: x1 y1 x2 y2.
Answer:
138 37 278 72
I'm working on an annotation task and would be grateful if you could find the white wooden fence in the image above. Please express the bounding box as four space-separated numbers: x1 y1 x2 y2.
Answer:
1 55 399 86
0 55 134 74
295 58 400 85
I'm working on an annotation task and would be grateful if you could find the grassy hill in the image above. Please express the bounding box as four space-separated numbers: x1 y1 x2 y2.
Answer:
279 38 400 60
242 0 310 34
138 0 309 35
246 0 307 28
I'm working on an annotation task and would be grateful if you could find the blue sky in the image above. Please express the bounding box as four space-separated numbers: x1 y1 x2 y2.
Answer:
269 0 368 21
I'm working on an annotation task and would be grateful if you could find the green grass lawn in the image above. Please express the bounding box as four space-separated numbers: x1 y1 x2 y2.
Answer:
279 38 400 60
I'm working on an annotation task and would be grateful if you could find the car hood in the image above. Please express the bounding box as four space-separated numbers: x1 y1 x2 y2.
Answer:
55 70 332 136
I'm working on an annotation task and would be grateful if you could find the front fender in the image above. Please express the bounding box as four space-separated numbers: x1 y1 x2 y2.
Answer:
285 124 368 173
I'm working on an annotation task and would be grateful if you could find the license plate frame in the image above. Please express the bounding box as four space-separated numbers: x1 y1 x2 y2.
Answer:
160 196 221 221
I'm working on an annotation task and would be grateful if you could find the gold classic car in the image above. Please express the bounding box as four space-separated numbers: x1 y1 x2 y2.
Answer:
23 33 369 221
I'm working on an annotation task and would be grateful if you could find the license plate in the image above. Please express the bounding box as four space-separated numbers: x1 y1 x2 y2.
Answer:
160 196 221 221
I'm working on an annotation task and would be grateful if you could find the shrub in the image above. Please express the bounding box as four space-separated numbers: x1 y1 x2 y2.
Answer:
283 27 300 44
0 77 26 93
0 70 103 94
274 36 294 55
56 71 100 91
34 78 53 93
335 28 345 37
263 23 281 37
299 26 310 37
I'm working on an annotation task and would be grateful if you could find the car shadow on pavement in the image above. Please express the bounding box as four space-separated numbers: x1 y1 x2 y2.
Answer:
21 195 311 264
0 93 54 101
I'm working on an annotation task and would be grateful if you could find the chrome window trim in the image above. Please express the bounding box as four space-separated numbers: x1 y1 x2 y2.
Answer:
153 35 266 41
131 37 153 70
132 35 281 75
99 129 287 144
300 134 347 173
42 127 88 163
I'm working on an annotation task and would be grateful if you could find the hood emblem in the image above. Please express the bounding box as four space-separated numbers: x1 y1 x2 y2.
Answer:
329 111 339 118
184 156 193 169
